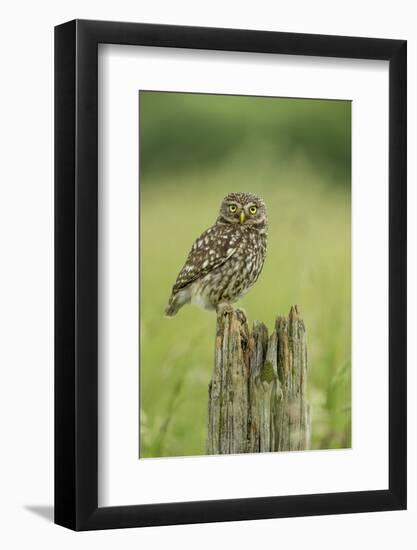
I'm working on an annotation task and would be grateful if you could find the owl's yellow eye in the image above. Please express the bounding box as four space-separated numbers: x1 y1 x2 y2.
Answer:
229 205 237 213
249 206 257 215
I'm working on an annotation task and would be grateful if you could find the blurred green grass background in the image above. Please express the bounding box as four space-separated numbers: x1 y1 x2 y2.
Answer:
139 92 351 458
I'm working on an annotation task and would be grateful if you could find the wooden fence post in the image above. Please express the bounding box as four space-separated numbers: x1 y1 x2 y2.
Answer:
207 304 310 454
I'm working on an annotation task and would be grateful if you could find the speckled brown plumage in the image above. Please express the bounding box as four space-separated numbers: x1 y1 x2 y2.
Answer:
165 192 267 317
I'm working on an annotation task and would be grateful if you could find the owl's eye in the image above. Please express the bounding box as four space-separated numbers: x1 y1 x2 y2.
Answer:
249 206 257 215
229 205 237 213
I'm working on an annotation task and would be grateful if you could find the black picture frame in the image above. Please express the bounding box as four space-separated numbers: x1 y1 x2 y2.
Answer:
55 19 407 531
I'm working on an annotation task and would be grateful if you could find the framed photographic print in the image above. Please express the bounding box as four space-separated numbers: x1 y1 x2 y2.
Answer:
55 19 407 530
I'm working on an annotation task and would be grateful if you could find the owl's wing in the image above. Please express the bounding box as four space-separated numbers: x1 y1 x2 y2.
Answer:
172 224 241 293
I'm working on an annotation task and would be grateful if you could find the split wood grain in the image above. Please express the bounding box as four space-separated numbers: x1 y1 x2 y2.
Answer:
207 305 310 454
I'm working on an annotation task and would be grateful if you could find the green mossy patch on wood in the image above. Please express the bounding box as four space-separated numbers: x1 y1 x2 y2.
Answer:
260 360 276 384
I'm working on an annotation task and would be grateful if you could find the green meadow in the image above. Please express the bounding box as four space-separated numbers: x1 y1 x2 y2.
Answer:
139 92 351 458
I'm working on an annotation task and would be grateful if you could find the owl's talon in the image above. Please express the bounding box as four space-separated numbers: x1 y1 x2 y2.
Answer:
235 307 247 325
217 302 233 316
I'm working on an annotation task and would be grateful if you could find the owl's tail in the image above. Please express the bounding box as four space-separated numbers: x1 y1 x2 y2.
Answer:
164 291 183 317
164 299 179 317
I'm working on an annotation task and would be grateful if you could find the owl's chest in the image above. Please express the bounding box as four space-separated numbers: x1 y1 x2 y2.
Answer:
237 231 266 280
212 230 265 286
190 227 267 309
239 224 266 257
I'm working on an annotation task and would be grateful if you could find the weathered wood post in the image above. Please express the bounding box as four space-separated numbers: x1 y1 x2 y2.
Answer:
207 305 310 454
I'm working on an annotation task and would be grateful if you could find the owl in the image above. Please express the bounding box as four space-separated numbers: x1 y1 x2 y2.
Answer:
165 192 267 317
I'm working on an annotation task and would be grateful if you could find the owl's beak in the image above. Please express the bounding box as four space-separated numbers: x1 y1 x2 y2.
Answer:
239 211 246 224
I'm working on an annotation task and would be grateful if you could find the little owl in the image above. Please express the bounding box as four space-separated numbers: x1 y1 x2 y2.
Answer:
165 192 267 317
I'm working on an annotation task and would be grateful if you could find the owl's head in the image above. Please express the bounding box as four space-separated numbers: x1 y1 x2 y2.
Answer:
217 192 267 228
